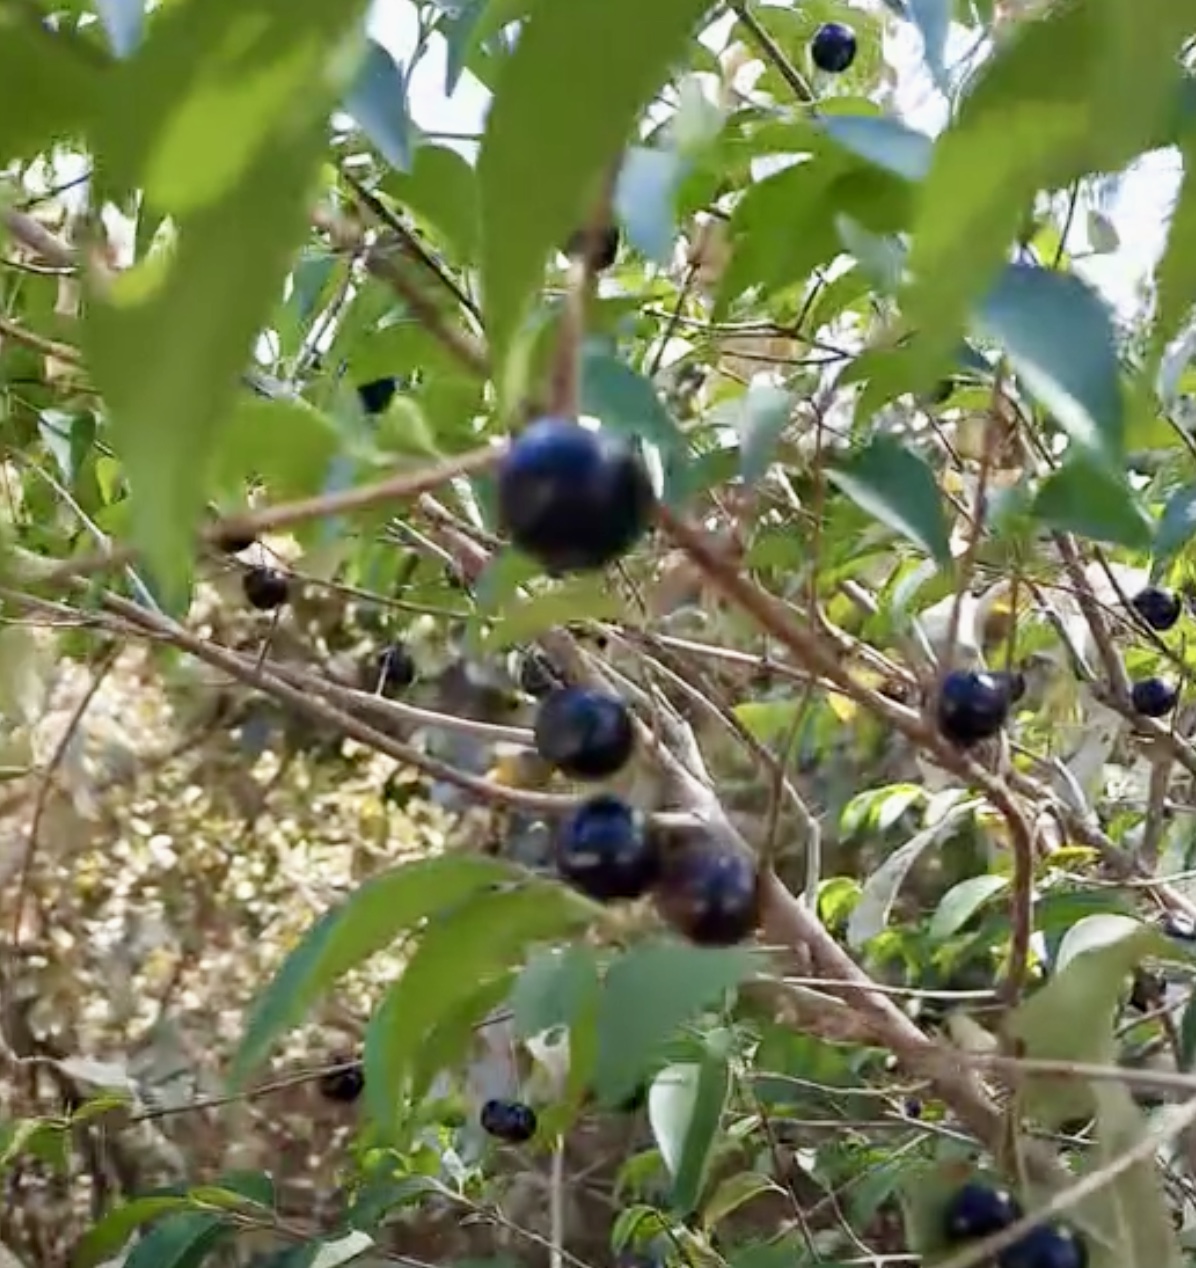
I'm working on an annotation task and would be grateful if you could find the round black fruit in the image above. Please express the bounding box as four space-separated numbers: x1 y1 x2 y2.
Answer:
937 670 1011 746
565 224 620 271
997 1223 1087 1268
556 794 660 902
656 836 761 946
376 642 416 694
534 686 634 779
357 376 397 416
1130 677 1178 718
942 1180 1023 1242
1130 585 1181 632
1162 911 1196 941
995 669 1026 705
496 417 655 573
518 651 562 699
810 21 857 74
318 1059 364 1104
242 565 291 611
480 1098 537 1144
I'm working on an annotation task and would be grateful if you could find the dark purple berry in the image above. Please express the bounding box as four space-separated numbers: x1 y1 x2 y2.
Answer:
997 1224 1087 1268
556 795 660 902
655 836 761 946
937 670 1011 746
942 1181 1022 1242
318 1059 364 1104
497 418 655 573
534 686 634 779
810 21 857 74
357 376 397 416
480 1098 537 1143
1130 677 1178 718
1162 912 1196 941
564 224 620 271
242 565 290 611
376 642 416 693
1130 585 1181 632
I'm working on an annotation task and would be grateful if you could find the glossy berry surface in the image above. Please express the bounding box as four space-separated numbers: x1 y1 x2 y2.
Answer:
1130 677 1178 718
1130 585 1181 632
376 642 416 694
657 840 761 946
534 686 634 779
937 670 1011 746
318 1060 364 1104
997 1224 1087 1268
1163 912 1196 940
242 565 290 611
565 224 620 271
497 418 655 573
942 1181 1023 1242
811 21 857 73
480 1098 537 1143
357 376 397 416
556 795 659 902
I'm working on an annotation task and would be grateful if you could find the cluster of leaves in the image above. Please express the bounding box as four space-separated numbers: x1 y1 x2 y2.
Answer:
5 0 1196 1267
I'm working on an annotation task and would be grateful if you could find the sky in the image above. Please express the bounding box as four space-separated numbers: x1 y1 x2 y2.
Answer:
366 0 1183 320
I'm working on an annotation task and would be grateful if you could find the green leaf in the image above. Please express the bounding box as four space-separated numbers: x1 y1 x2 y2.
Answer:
648 1041 731 1217
819 114 932 182
827 437 952 566
929 874 1009 942
580 343 686 460
512 945 601 1040
733 385 792 485
124 1212 227 1268
1006 915 1183 1127
363 880 596 1127
615 146 689 264
733 698 805 747
381 145 480 261
310 1232 377 1268
0 15 106 162
1156 139 1196 351
411 972 516 1101
74 1196 199 1268
210 397 342 501
702 1172 783 1231
594 940 759 1107
1031 457 1152 550
233 855 518 1083
906 0 950 92
479 575 626 651
1155 484 1196 566
477 0 710 368
1074 1084 1183 1268
974 264 1124 463
344 39 413 171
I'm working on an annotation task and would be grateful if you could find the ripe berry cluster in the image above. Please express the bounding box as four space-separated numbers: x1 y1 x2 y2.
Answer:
942 1181 1086 1268
936 583 1185 747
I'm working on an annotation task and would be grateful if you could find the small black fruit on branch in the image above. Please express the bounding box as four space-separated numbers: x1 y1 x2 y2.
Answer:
1130 677 1178 718
318 1058 364 1104
997 1223 1088 1268
942 1181 1022 1242
518 650 562 699
376 642 416 694
534 686 634 779
497 417 655 573
810 21 857 74
357 376 397 416
564 224 620 272
480 1098 537 1143
214 527 257 554
556 794 660 902
1130 584 1181 632
655 832 761 946
936 669 1012 746
242 565 291 611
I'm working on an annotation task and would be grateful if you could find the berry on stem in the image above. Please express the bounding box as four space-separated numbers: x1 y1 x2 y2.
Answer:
942 1180 1022 1242
318 1059 364 1104
810 21 857 74
937 670 1012 746
565 224 620 272
497 417 655 573
997 1223 1087 1268
357 376 397 416
655 834 761 946
1130 677 1178 718
376 642 416 694
480 1098 537 1143
242 565 291 611
1130 585 1181 632
556 794 660 902
534 686 634 779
